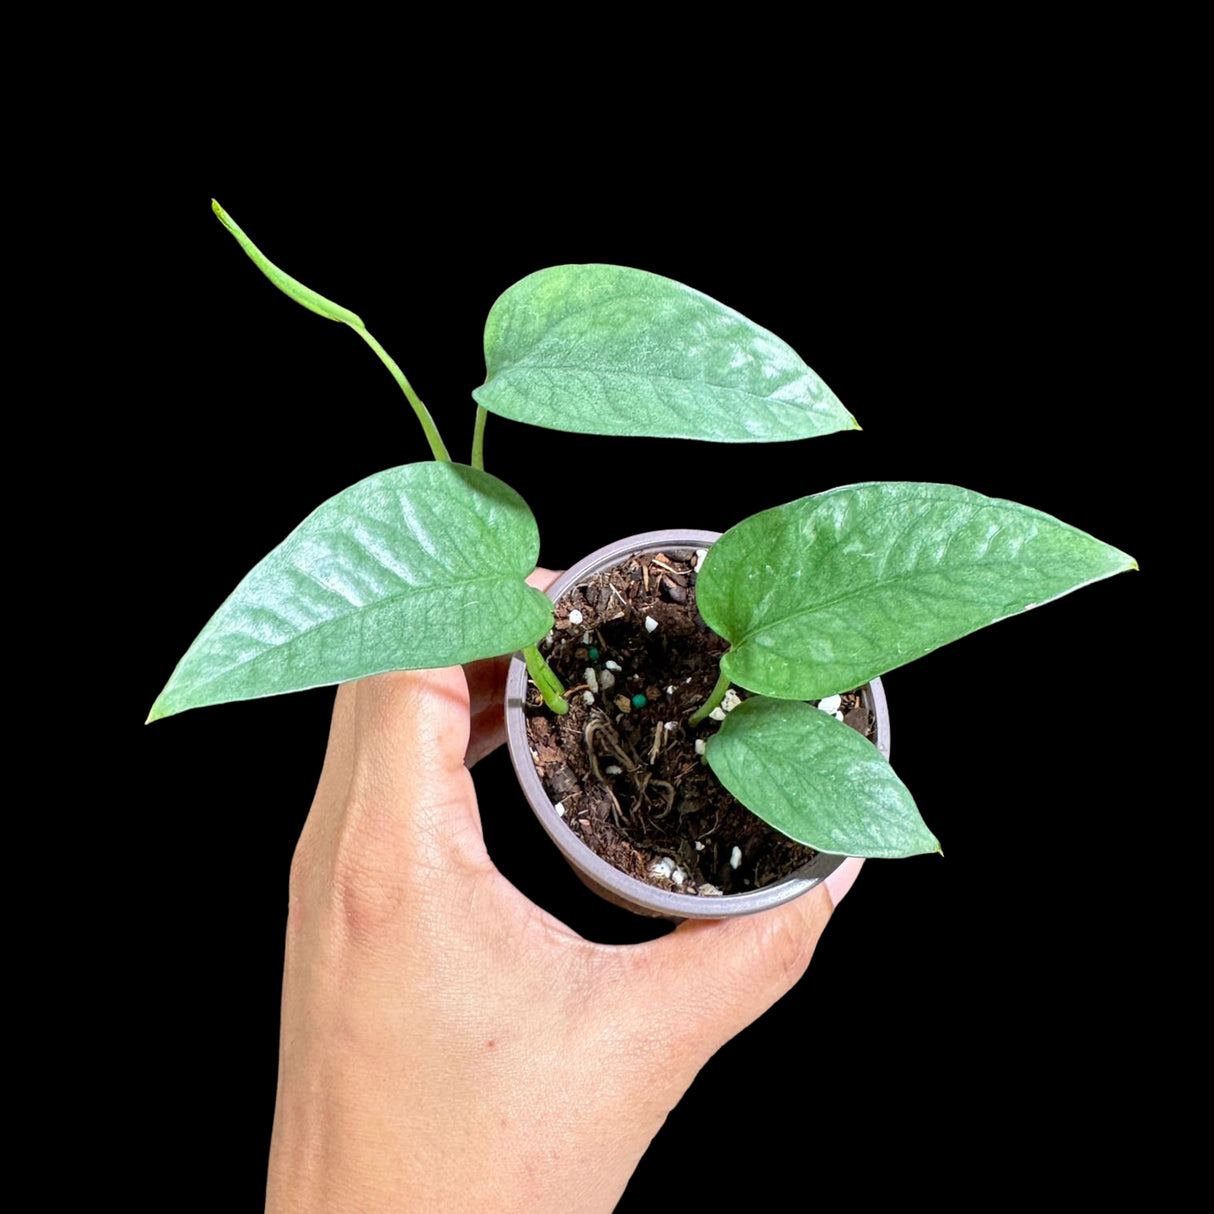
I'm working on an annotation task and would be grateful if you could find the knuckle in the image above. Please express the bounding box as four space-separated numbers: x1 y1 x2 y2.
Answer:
297 791 414 946
285 830 320 935
328 849 408 945
753 908 819 993
287 827 317 893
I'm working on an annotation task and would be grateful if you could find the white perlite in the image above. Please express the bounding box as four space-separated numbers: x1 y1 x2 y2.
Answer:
671 867 686 887
730 846 742 870
605 660 622 672
644 615 659 633
582 691 595 706
709 707 727 722
694 840 705 851
599 669 616 692
666 685 674 696
694 548 709 571
817 694 842 715
721 689 742 713
555 802 566 817
699 883 722 896
694 738 706 756
664 720 678 733
584 667 599 693
605 765 622 776
650 856 677 880
568 609 583 625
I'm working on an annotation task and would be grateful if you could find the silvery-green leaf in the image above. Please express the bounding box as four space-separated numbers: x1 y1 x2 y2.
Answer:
472 264 856 442
149 463 551 721
705 697 938 858
698 482 1136 700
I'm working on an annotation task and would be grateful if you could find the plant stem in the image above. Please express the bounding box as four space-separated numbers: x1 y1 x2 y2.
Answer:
524 645 569 715
689 668 731 727
352 328 451 463
472 405 487 471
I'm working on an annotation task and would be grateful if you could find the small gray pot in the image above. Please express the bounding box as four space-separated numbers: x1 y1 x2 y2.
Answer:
505 530 891 920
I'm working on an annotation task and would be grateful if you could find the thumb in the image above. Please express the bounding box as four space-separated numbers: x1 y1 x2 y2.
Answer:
631 858 864 1055
305 668 486 879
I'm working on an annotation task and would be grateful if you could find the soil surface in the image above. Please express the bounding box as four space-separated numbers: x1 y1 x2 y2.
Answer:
524 547 875 896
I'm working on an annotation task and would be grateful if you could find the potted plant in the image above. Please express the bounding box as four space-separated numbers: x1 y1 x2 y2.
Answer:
501 528 893 918
149 203 1136 918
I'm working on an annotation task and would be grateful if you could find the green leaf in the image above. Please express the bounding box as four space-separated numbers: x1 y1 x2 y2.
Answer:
698 482 1137 700
472 264 857 442
706 697 938 858
211 200 451 462
148 463 553 721
211 199 365 327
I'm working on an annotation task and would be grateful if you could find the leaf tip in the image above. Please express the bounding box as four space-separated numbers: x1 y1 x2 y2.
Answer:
850 417 863 432
147 687 176 724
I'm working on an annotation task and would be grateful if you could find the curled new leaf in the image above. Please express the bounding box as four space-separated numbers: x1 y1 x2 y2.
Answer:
211 199 365 327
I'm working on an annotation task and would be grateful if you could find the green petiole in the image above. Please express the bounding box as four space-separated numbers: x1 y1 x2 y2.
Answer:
472 405 488 471
689 668 731 727
524 645 568 715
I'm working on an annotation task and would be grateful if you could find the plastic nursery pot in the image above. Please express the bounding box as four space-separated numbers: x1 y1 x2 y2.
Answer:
505 530 891 921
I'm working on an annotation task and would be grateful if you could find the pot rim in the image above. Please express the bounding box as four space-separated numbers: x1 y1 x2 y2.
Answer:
505 529 890 920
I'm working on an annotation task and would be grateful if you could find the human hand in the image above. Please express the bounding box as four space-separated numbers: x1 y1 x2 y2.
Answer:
267 570 863 1212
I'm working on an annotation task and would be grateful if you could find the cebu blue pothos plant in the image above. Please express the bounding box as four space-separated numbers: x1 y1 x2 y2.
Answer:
149 202 1136 862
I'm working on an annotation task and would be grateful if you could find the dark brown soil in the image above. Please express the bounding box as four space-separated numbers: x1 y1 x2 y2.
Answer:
523 547 875 897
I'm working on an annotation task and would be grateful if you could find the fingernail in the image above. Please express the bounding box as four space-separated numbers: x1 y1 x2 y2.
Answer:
824 857 864 909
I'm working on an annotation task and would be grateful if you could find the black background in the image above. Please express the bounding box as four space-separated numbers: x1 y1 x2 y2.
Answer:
130 163 1158 1205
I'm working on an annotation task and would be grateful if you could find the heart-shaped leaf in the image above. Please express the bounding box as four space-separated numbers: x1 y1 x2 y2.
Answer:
148 463 552 721
698 482 1136 700
706 696 937 858
472 264 857 442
